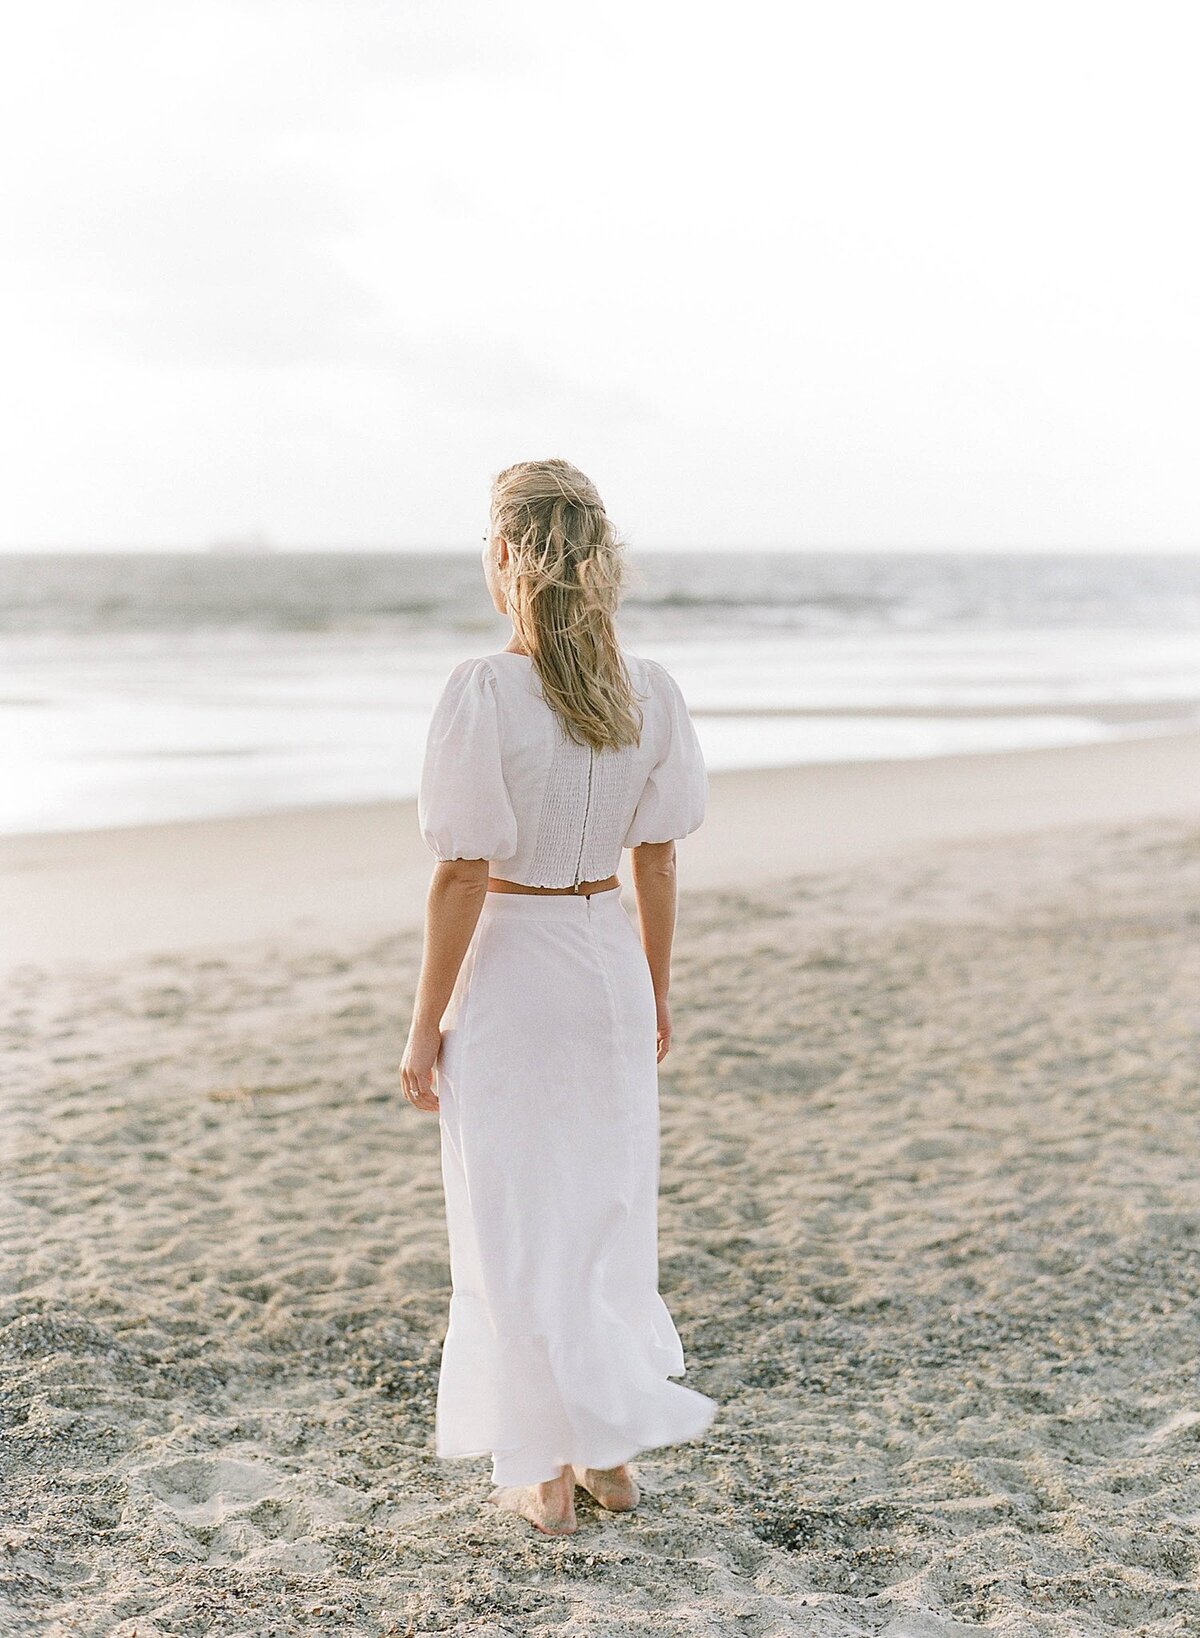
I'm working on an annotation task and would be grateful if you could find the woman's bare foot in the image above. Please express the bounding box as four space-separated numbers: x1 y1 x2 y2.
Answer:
571 1462 640 1511
486 1464 577 1535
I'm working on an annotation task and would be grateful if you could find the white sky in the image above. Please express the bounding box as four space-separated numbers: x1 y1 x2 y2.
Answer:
1 0 1197 552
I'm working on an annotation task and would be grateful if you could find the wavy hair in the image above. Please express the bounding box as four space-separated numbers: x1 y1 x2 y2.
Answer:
489 458 644 752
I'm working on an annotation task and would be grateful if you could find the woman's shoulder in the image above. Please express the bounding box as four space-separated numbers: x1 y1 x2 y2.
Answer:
622 652 690 709
439 652 506 691
449 647 677 702
619 650 676 693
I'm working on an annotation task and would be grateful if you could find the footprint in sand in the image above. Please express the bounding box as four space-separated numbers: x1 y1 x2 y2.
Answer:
127 1455 356 1573
134 1455 284 1526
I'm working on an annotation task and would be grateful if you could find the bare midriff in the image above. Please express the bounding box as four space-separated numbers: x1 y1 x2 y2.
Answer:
487 874 621 897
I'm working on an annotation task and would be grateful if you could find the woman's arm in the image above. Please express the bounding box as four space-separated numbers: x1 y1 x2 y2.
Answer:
630 839 677 1063
400 857 490 1110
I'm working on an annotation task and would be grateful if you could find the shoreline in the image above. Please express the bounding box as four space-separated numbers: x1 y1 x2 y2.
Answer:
3 726 1199 974
694 696 1200 723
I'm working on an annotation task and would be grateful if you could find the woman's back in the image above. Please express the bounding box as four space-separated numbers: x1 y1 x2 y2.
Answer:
418 649 708 890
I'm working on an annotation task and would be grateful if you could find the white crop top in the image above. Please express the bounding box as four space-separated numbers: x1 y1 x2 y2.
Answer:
417 649 707 888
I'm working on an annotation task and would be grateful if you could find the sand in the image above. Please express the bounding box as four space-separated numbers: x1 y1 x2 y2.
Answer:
3 734 1199 1635
3 726 1200 972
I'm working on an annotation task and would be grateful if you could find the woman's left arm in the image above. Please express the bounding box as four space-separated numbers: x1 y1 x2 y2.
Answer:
400 858 490 1112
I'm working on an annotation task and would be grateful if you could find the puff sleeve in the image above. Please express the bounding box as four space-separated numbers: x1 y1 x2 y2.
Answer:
622 662 708 847
418 658 519 862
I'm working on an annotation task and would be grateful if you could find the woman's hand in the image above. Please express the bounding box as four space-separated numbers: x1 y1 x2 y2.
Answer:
655 994 672 1063
400 1021 443 1112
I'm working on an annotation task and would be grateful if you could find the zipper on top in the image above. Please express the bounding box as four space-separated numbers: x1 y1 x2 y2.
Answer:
572 745 595 892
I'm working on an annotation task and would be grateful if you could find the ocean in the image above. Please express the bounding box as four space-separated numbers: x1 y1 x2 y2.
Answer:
2 549 1198 835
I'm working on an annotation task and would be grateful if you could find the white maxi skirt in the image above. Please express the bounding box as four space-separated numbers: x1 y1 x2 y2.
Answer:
433 884 718 1487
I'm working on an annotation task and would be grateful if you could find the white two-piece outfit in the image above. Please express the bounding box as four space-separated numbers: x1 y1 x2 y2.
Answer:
417 648 719 1487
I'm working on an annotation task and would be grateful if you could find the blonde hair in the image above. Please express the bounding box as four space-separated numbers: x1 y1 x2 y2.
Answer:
489 458 643 752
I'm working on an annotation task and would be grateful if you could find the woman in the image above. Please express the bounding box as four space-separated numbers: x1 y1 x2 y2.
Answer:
399 458 718 1537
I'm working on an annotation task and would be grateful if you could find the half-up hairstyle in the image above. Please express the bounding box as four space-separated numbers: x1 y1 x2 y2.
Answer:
489 458 643 752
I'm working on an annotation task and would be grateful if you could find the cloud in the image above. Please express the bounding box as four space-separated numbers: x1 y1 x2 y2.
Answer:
1 1 526 370
1 1 1197 549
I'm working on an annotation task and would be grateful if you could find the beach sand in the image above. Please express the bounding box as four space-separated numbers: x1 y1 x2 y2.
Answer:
3 733 1199 1635
3 726 1200 972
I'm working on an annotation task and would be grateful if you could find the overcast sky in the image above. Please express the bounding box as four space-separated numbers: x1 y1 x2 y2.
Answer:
1 1 1196 553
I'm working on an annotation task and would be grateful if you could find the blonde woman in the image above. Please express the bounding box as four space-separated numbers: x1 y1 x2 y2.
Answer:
400 459 717 1536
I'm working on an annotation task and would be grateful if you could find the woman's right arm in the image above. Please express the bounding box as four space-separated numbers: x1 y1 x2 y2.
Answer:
630 838 677 1062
